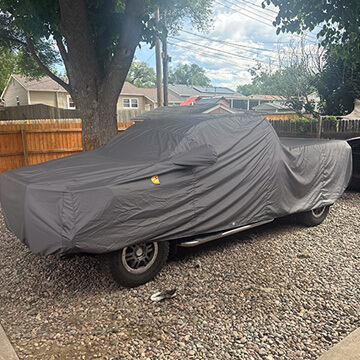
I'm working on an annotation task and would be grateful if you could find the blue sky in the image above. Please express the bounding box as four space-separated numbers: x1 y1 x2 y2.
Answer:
134 0 321 91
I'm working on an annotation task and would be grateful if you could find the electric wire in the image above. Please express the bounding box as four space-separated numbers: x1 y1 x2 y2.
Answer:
214 0 319 43
169 36 274 66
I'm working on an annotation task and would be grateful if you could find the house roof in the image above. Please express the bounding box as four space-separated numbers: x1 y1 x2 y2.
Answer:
248 94 285 101
253 102 291 110
12 74 68 92
252 102 295 113
181 96 199 106
168 84 242 98
168 84 201 97
196 97 230 106
5 75 182 105
121 82 182 104
132 103 238 121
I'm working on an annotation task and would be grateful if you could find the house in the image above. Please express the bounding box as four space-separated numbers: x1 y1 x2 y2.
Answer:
169 84 283 110
252 102 296 114
132 102 237 122
1 74 73 109
1 74 183 114
169 84 246 109
196 96 230 108
181 96 199 106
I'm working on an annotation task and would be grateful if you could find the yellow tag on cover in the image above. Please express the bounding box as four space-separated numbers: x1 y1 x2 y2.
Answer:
151 175 160 184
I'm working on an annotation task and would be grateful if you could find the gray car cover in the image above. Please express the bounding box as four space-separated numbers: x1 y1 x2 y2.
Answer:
0 113 352 255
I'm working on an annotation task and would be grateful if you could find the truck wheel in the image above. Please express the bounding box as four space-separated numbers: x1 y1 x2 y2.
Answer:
109 241 169 288
298 206 330 227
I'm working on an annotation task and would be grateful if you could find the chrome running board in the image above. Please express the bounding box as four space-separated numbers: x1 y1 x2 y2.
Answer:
178 219 274 248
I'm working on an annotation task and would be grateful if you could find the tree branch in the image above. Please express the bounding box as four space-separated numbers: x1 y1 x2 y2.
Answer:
26 36 71 93
102 0 145 98
55 36 68 64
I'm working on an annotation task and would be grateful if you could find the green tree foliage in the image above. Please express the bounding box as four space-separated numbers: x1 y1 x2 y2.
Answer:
169 63 211 86
263 0 360 63
237 62 316 113
0 47 57 94
0 47 16 94
126 59 156 88
315 50 360 115
0 0 213 150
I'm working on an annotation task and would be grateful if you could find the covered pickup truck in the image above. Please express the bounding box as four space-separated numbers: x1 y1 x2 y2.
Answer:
0 112 352 287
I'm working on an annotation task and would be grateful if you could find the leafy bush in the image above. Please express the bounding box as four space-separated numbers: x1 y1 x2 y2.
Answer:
291 116 317 136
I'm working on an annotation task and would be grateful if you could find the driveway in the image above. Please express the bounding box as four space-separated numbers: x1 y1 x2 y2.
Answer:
0 192 359 360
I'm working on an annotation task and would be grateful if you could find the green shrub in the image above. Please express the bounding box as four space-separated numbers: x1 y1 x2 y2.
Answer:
291 116 316 136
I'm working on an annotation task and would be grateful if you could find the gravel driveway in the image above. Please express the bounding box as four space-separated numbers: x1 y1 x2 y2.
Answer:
1 191 359 360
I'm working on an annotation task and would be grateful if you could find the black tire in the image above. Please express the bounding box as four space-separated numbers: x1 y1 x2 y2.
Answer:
298 205 330 227
108 241 169 288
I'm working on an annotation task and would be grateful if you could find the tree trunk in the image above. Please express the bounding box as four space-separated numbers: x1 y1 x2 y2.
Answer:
58 0 144 152
77 96 118 151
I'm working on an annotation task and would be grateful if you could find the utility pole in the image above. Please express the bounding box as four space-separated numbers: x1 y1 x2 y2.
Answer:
162 13 169 106
155 8 163 107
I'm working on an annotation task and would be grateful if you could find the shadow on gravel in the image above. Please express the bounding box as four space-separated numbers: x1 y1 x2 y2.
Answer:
169 216 301 263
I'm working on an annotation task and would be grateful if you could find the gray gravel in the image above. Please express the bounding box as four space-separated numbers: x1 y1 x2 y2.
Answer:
0 191 359 360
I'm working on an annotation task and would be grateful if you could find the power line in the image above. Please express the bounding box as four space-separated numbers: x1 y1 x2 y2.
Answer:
167 41 254 70
179 29 322 64
180 29 278 53
214 0 319 43
221 0 276 24
237 0 278 15
214 0 274 28
168 36 273 65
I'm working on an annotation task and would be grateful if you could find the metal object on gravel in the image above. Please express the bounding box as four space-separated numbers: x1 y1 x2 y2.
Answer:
150 288 177 302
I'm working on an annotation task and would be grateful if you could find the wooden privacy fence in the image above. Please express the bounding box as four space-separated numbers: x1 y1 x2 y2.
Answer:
1 117 360 176
269 119 360 139
0 105 144 122
0 104 80 120
0 119 134 175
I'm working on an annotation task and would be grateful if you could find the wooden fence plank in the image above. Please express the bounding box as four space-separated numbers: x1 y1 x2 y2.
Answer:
0 119 135 175
21 128 29 166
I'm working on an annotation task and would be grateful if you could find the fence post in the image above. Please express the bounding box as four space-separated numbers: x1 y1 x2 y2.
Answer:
316 116 323 139
21 128 29 166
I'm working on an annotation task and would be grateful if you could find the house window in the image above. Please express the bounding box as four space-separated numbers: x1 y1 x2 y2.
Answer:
67 96 76 109
123 98 138 109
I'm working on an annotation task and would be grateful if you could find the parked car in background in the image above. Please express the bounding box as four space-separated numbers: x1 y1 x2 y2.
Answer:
0 113 353 287
347 137 360 189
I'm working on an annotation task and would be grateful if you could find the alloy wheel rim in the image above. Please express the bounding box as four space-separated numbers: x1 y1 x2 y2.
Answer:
121 242 158 274
311 206 326 218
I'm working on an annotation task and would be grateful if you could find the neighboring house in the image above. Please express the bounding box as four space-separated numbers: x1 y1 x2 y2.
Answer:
169 84 245 109
252 102 296 114
1 75 183 114
2 74 73 109
169 84 283 110
181 96 199 106
119 82 182 111
132 103 236 122
196 96 230 108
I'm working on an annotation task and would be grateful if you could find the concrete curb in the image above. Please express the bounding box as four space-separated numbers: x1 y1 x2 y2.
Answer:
0 324 19 360
317 328 360 360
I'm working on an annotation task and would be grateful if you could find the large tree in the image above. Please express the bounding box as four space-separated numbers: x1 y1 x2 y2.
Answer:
169 63 211 87
237 63 316 113
0 0 213 150
263 0 360 63
126 58 156 88
315 50 360 115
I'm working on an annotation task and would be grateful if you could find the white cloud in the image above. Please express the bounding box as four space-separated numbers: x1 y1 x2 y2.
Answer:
135 0 321 89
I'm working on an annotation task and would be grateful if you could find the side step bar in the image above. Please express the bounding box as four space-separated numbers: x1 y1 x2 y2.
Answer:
178 219 274 248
